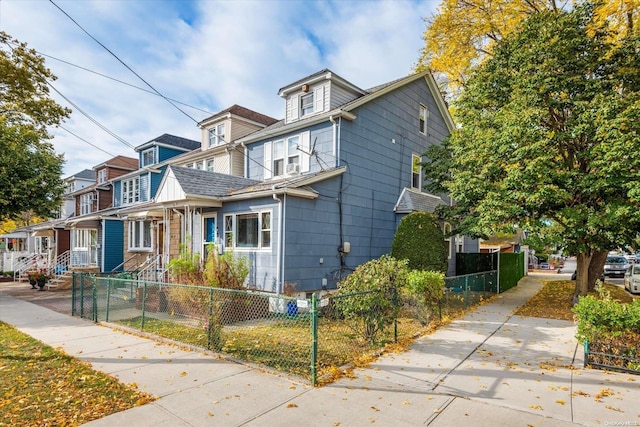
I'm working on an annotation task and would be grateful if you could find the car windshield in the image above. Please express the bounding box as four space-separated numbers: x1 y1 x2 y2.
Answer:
607 257 627 264
634 265 640 274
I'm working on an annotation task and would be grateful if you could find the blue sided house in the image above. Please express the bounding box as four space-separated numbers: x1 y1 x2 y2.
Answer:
153 69 477 296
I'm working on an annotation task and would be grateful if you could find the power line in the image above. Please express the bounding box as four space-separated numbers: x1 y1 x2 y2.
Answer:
57 125 118 157
23 44 214 116
47 83 136 149
49 0 201 124
1 36 135 152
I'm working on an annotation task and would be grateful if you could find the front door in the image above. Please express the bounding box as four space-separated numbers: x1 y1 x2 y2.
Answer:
203 215 217 261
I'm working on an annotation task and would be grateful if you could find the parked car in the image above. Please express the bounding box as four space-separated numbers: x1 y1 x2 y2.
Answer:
624 264 640 294
623 253 636 264
603 255 630 278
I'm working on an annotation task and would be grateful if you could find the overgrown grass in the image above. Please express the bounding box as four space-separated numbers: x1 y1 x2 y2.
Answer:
0 322 155 427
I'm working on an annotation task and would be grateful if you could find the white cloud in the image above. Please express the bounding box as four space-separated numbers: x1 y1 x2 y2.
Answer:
0 0 438 176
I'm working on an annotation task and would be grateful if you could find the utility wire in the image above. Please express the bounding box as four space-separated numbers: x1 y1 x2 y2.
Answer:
49 0 200 124
47 82 135 149
18 43 213 116
57 125 118 157
1 37 135 151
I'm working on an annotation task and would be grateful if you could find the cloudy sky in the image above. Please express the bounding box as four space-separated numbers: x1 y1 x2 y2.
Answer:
0 0 439 176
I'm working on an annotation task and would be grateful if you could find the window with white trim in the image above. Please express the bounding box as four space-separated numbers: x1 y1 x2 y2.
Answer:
195 161 203 170
206 158 215 172
455 235 464 253
412 154 421 189
208 124 226 147
141 148 156 167
80 193 93 215
224 211 271 249
97 169 107 184
121 177 140 205
128 220 152 251
300 93 314 116
419 104 428 134
267 135 302 178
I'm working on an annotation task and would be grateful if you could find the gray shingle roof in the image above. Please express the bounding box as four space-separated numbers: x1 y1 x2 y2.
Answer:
137 134 200 151
394 188 446 214
69 169 95 180
170 166 261 198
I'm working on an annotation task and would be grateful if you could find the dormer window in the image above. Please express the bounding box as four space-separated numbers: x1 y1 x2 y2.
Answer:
141 148 156 167
300 93 314 117
97 169 107 184
208 124 226 147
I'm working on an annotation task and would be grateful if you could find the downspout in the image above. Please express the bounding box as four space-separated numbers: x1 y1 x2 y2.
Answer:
273 186 283 295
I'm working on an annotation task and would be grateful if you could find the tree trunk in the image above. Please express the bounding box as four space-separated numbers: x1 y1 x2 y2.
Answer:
572 252 592 305
587 250 607 292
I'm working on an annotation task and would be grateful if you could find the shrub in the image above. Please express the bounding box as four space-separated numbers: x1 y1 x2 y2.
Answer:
573 288 640 342
334 255 409 344
405 270 445 306
391 211 448 272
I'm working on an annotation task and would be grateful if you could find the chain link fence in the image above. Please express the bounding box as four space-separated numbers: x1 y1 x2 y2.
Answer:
72 270 498 386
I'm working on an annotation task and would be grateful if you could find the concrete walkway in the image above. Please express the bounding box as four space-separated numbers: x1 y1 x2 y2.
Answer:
1 275 638 426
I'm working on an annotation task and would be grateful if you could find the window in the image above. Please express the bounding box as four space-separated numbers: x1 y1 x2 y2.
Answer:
186 163 194 169
455 235 464 253
206 158 215 172
121 177 140 205
208 124 226 147
412 154 421 189
224 211 271 249
129 220 152 250
300 93 314 116
141 148 156 167
273 139 285 177
287 136 300 169
195 161 203 170
97 169 107 184
80 193 93 215
419 104 428 134
272 136 299 177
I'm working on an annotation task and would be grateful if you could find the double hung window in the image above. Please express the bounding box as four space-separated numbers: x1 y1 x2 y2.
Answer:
122 177 140 205
129 220 152 251
208 124 226 147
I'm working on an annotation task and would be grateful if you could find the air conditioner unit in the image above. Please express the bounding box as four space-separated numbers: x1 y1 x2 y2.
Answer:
286 163 300 175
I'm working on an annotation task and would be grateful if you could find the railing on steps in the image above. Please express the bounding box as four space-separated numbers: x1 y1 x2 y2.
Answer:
137 255 166 284
13 253 50 282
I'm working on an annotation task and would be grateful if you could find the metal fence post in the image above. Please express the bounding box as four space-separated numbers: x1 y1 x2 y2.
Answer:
71 272 76 317
464 275 469 308
79 273 85 318
106 278 111 322
92 276 98 323
207 287 214 351
311 293 318 387
141 281 147 330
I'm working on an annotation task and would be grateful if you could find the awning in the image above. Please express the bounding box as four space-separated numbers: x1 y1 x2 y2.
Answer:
32 230 54 237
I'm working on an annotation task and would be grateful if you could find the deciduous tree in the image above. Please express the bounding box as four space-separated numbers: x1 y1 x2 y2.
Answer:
417 0 639 97
0 32 70 221
422 6 640 303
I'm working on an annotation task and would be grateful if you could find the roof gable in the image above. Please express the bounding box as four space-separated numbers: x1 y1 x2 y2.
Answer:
394 188 446 214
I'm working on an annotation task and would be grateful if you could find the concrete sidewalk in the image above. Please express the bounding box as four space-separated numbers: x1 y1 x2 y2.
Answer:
1 276 638 426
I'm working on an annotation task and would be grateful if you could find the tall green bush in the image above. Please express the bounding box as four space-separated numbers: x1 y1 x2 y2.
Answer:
403 270 445 325
391 211 448 272
335 255 409 344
